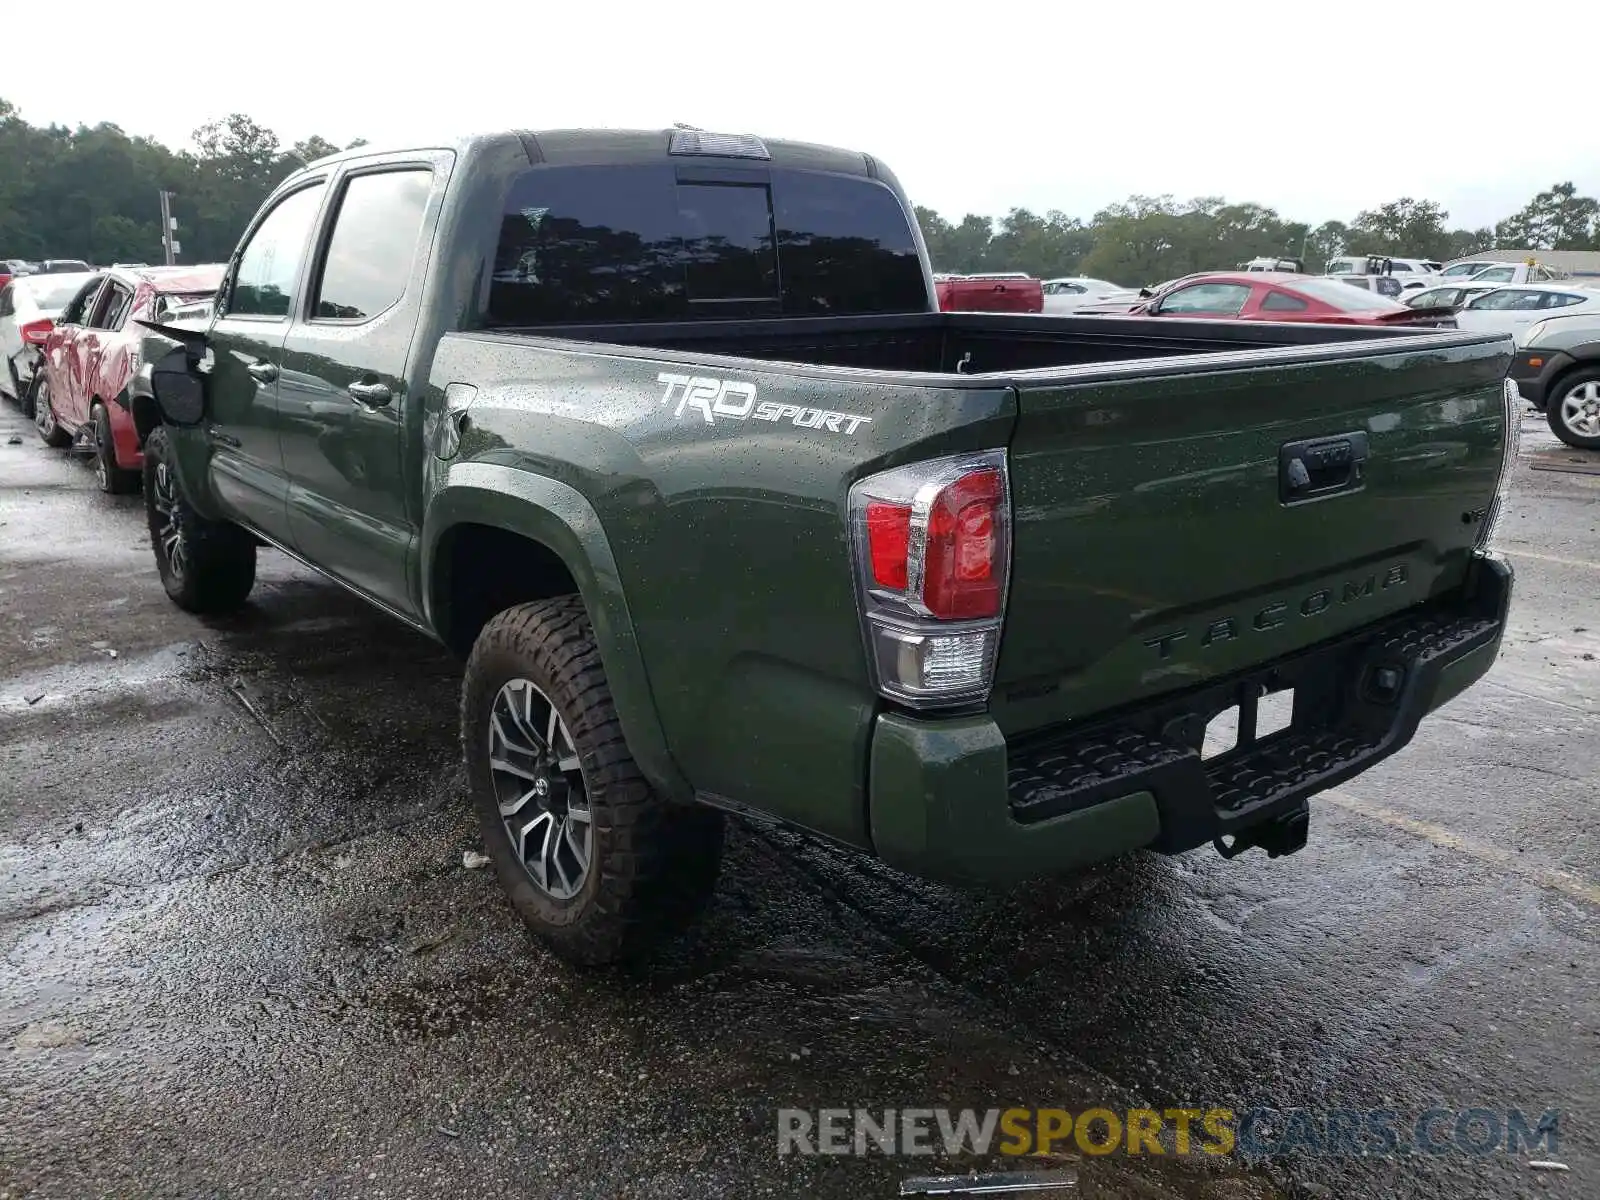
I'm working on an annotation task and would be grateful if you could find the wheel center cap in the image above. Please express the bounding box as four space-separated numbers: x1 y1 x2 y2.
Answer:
534 778 550 798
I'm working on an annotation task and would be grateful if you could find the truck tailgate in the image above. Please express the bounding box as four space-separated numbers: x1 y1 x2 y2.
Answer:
991 334 1512 735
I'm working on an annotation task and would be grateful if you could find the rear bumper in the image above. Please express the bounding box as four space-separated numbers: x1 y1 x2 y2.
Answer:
867 553 1513 885
1508 349 1574 411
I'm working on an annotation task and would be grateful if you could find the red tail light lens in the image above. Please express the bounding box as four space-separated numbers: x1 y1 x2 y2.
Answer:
20 318 52 345
865 501 912 589
922 468 1003 619
849 451 1010 708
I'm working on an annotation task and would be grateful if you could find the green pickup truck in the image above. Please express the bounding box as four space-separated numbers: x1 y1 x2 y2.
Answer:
134 128 1518 964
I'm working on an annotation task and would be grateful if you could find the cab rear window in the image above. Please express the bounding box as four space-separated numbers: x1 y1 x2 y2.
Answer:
486 164 926 325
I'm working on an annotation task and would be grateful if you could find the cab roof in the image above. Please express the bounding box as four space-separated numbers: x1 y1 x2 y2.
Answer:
297 128 877 179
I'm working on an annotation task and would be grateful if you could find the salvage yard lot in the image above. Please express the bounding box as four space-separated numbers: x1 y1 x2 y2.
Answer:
0 403 1595 1200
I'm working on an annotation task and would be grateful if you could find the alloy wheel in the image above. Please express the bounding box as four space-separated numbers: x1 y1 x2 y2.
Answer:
1558 380 1600 441
488 677 591 900
94 413 109 489
34 380 55 438
151 461 186 581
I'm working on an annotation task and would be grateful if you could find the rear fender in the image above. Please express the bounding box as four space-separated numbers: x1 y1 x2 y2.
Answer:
421 462 690 802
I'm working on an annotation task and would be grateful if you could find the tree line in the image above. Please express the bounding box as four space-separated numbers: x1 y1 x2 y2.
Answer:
3 96 1597 286
918 182 1600 284
0 98 360 266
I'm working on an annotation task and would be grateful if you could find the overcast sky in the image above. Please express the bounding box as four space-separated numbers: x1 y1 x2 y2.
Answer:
8 0 1598 231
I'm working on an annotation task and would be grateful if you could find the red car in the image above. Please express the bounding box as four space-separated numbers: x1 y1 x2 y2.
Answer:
1085 271 1455 327
934 273 1044 314
33 264 224 492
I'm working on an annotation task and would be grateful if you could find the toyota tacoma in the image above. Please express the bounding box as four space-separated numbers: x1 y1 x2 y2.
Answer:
132 128 1518 964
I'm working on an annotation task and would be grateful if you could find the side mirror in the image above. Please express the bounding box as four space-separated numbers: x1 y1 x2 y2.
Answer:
134 319 210 426
149 344 207 426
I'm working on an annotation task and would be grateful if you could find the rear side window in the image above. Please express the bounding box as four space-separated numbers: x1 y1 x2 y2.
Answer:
486 163 926 325
313 169 433 320
1260 290 1308 311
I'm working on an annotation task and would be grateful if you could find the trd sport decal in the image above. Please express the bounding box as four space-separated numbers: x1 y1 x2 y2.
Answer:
656 373 873 435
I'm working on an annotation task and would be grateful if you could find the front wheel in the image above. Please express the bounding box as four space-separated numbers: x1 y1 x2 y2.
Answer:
461 596 724 965
142 426 257 613
1548 370 1600 450
33 377 70 448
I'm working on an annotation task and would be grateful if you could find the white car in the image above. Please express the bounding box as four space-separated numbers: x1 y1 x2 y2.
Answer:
1436 259 1504 280
1452 283 1600 343
1460 262 1567 285
1325 255 1437 290
1041 277 1127 313
0 270 99 410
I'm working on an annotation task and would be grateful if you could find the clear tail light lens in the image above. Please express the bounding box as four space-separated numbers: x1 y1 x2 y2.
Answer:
1477 377 1521 551
849 450 1010 708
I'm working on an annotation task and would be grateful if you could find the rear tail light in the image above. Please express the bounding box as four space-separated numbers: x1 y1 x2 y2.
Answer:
1476 378 1521 551
20 318 52 345
849 450 1011 707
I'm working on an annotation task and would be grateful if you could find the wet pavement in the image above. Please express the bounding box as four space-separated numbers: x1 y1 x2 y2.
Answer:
1 400 1595 1200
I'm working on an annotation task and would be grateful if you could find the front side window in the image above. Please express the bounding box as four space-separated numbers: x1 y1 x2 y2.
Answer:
1158 283 1252 314
229 184 326 318
313 169 433 320
1467 289 1543 311
91 283 134 330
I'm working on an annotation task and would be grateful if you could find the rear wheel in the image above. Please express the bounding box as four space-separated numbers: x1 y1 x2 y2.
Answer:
33 377 69 448
143 426 257 613
462 596 724 965
92 403 141 494
1548 370 1600 450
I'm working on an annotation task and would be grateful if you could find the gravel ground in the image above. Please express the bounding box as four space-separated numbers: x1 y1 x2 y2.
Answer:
0 401 1594 1200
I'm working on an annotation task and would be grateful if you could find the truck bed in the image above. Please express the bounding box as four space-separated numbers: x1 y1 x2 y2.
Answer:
445 311 1511 767
498 309 1474 378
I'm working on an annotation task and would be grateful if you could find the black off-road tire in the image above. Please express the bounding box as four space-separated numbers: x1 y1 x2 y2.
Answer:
1546 367 1600 451
33 376 70 448
92 403 141 494
462 596 724 966
142 426 257 613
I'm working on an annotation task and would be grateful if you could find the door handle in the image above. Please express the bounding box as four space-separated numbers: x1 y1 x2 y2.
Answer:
347 380 392 407
246 361 278 383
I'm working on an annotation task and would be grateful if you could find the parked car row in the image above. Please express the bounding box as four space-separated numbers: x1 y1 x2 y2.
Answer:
0 263 224 491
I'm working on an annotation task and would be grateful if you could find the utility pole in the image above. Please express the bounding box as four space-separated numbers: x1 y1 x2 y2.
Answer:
159 191 180 265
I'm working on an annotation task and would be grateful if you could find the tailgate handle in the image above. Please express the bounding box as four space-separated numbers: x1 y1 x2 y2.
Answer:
1279 432 1369 504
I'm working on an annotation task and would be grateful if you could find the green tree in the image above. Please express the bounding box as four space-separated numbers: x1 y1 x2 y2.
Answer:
1494 182 1598 250
1347 198 1452 260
